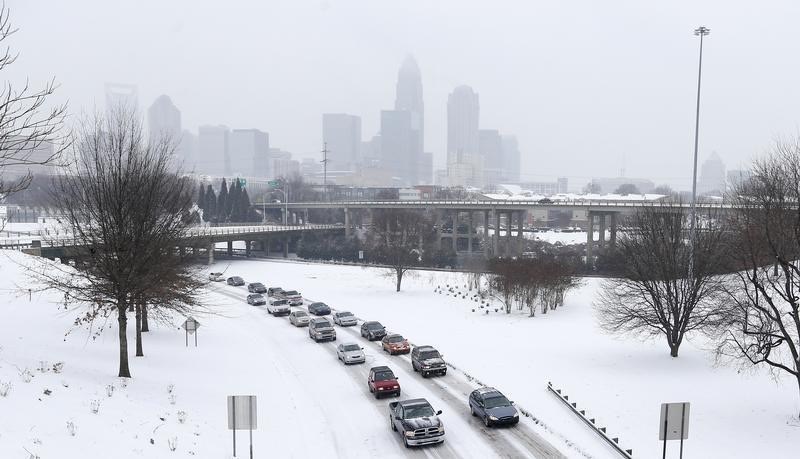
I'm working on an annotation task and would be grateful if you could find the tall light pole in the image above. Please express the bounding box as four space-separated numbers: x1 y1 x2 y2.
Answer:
689 26 710 280
321 142 329 201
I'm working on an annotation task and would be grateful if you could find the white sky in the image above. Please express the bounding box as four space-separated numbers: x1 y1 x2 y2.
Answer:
6 0 800 189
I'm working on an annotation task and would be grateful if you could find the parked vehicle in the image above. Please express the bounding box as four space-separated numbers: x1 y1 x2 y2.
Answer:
411 345 447 377
247 282 267 294
208 272 224 282
360 321 387 341
282 290 303 306
267 298 291 316
382 334 410 355
388 399 445 448
309 317 336 342
226 276 245 286
247 294 266 306
332 311 358 326
308 302 332 316
336 343 365 364
468 387 519 427
289 310 310 327
368 366 400 399
267 287 284 297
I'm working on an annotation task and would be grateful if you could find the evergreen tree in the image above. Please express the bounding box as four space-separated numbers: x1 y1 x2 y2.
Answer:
205 185 217 222
197 183 205 213
217 178 228 222
227 178 240 221
240 188 252 221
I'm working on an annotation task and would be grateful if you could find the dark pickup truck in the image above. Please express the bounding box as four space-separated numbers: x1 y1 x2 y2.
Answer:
388 398 445 448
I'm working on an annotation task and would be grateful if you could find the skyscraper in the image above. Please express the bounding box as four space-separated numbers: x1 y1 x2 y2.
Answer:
380 110 413 185
479 129 503 186
196 125 230 176
322 114 361 173
501 135 521 183
395 56 424 181
105 82 138 113
447 85 481 187
699 152 726 195
147 95 181 143
230 129 270 177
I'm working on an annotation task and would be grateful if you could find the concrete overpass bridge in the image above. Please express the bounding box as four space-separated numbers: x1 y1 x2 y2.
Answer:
259 199 732 259
15 223 345 265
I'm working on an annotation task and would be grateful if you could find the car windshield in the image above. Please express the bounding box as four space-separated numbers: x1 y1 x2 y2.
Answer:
272 299 288 305
404 404 435 418
343 344 360 352
483 395 511 409
314 319 331 327
252 283 264 288
313 302 327 308
366 322 383 330
294 311 307 317
419 350 440 360
231 277 242 281
374 370 395 381
338 312 353 317
284 290 299 295
387 336 404 343
251 295 263 299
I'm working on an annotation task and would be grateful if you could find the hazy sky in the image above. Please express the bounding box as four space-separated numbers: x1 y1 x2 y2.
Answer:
6 0 800 190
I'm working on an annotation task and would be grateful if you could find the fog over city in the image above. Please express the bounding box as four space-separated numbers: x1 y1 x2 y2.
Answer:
7 0 800 189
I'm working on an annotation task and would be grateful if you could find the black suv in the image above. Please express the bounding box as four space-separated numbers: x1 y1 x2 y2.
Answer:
247 282 267 294
411 345 447 377
226 276 245 286
360 321 387 341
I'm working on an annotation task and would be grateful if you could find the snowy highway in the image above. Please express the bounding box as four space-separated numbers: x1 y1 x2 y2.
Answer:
210 283 567 458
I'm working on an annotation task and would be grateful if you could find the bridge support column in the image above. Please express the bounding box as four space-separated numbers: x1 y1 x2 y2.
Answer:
283 237 289 258
599 213 607 249
344 207 351 238
245 240 251 258
505 211 513 254
493 209 500 256
483 210 490 258
265 238 271 257
518 210 526 252
207 242 215 265
467 212 474 253
304 209 309 225
609 213 618 247
435 211 442 250
227 240 233 256
452 212 458 251
586 212 595 267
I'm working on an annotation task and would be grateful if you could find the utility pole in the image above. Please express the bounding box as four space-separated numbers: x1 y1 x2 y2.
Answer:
321 142 329 201
689 26 710 281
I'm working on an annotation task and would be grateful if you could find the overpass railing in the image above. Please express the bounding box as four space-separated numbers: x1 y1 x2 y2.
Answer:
256 199 736 209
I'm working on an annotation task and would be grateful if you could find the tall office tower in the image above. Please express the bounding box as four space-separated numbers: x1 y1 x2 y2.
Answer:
147 95 181 143
197 125 230 176
380 110 414 185
105 82 138 113
395 56 424 183
447 85 481 187
322 114 361 173
479 129 503 186
179 130 196 170
698 152 726 195
501 135 521 183
230 129 270 177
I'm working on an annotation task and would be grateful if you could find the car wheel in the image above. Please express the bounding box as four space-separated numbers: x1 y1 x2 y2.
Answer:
422 371 428 378
403 436 411 448
390 417 396 431
412 363 418 372
470 405 476 417
484 416 491 427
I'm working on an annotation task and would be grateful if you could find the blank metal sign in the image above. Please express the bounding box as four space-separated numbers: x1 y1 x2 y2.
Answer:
659 402 690 440
227 395 257 430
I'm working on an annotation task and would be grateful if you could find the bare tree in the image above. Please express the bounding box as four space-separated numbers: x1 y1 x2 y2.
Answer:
596 206 728 357
367 209 433 291
0 4 68 199
718 139 800 417
29 109 204 377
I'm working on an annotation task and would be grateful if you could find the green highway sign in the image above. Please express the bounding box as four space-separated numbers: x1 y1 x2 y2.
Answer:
268 180 280 188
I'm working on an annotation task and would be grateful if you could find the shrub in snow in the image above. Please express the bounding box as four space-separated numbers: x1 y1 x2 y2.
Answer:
169 393 177 405
118 377 128 388
52 362 65 373
177 411 187 424
106 384 115 397
61 380 69 388
168 436 178 452
38 360 49 373
66 420 77 437
20 368 33 383
0 380 11 397
90 399 101 414
167 383 175 394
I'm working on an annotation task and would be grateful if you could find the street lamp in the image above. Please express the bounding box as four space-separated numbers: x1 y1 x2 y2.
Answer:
689 26 710 280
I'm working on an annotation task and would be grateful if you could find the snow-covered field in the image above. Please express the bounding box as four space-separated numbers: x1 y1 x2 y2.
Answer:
1 251 798 458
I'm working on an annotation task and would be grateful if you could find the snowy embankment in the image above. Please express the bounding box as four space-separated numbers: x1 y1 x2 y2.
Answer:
215 258 800 459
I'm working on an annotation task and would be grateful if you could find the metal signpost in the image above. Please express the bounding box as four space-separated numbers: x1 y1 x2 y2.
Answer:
659 402 690 459
227 395 257 458
181 317 200 347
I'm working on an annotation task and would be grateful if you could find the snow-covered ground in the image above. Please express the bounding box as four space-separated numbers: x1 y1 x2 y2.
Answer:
2 251 798 458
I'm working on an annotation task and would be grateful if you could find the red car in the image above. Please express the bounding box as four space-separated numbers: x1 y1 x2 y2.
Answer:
368 366 400 399
381 334 410 355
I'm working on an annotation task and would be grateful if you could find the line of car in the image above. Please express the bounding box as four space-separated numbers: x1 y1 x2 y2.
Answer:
215 272 520 448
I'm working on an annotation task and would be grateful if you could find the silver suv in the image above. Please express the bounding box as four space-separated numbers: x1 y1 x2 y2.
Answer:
309 318 336 342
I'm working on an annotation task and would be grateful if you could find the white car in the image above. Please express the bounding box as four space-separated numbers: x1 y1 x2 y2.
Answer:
332 311 358 327
208 272 224 282
267 298 291 316
289 310 310 327
282 290 303 306
336 343 365 364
